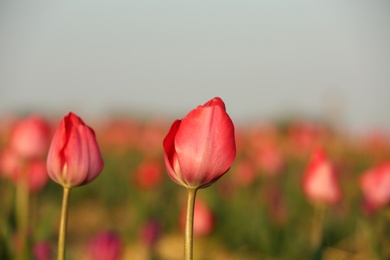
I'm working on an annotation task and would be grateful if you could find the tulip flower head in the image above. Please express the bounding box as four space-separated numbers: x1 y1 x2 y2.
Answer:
360 162 390 212
163 97 236 189
9 115 50 159
302 147 341 205
46 112 104 188
87 231 123 260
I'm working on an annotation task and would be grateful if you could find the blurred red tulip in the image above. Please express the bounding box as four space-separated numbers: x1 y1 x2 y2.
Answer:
87 231 123 260
231 158 256 187
9 115 50 159
27 160 49 193
360 162 390 212
46 112 104 188
0 148 48 192
180 199 214 236
0 147 20 180
302 148 342 205
139 220 161 247
133 159 163 189
33 241 52 260
163 97 236 189
254 142 284 176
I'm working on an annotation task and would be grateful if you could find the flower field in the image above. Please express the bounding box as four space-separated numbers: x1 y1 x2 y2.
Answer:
1 112 390 260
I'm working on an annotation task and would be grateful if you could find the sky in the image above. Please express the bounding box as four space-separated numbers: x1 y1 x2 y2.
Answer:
0 1 390 133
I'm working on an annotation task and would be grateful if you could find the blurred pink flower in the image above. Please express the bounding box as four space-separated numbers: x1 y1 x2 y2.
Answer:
180 199 214 236
139 220 161 247
9 115 50 159
0 147 20 179
133 159 163 189
27 160 49 193
33 241 52 260
254 142 284 176
302 148 342 205
87 231 123 260
231 158 256 187
360 162 390 212
0 148 48 192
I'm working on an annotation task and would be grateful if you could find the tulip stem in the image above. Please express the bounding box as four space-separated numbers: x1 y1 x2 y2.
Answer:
15 172 29 260
184 188 197 260
311 203 326 251
58 187 71 260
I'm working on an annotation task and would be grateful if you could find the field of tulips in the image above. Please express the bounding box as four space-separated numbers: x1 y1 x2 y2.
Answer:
0 107 390 259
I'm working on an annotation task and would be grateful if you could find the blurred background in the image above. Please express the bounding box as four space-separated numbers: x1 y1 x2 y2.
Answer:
1 1 390 259
1 1 390 133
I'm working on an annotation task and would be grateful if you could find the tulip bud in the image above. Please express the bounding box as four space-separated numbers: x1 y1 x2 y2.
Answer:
302 148 341 205
360 162 390 212
46 112 104 188
9 115 50 159
87 231 123 260
33 241 52 260
163 97 236 189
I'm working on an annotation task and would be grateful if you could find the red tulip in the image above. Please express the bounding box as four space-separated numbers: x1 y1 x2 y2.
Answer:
46 112 104 188
163 97 236 189
302 148 341 205
360 162 390 211
27 160 49 193
133 159 163 189
9 115 50 159
87 231 123 260
33 241 52 260
0 148 48 192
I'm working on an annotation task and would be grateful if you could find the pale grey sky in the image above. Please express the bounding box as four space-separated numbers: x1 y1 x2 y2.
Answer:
1 1 389 133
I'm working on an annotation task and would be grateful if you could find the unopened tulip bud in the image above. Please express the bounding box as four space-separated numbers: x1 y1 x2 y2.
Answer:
46 112 103 188
163 97 236 189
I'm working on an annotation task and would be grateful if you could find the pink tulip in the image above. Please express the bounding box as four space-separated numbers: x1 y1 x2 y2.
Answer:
302 148 341 205
360 162 390 211
0 149 48 192
46 112 104 188
139 220 161 247
163 97 236 189
0 147 20 180
180 199 215 236
9 115 50 159
33 241 52 260
87 231 122 260
27 160 49 193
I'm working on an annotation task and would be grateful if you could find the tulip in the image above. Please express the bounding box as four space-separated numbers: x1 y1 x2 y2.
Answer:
33 241 52 260
163 97 236 260
302 147 341 205
9 115 50 159
139 220 161 247
133 159 163 189
46 112 104 188
87 231 122 260
46 112 104 260
360 162 390 212
302 147 341 251
163 97 236 189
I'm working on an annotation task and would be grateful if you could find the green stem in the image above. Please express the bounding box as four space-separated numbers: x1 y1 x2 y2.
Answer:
15 171 29 260
311 203 326 250
184 188 197 260
58 187 71 260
